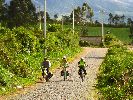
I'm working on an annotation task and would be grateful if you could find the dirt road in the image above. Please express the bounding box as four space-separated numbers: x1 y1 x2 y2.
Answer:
7 48 108 100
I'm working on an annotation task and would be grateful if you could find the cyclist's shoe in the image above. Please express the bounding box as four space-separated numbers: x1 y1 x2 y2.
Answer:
84 70 87 75
61 70 64 76
48 72 53 79
66 71 69 76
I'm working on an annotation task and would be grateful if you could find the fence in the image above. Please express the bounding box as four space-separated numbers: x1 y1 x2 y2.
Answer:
80 36 102 45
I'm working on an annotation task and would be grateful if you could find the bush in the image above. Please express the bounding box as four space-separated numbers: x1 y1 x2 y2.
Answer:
47 24 61 32
0 26 42 78
79 40 91 47
97 45 133 99
0 24 81 94
104 34 123 47
80 26 89 36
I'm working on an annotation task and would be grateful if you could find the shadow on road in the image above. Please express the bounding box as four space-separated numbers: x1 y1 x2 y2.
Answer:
50 79 73 83
85 56 105 59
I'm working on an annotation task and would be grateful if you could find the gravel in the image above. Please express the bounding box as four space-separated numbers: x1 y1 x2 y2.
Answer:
7 48 108 100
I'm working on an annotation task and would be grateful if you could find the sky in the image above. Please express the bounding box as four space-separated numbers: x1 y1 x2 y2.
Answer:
6 0 133 21
32 0 133 21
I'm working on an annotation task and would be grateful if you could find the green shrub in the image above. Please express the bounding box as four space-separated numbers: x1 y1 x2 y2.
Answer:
80 26 89 36
0 26 42 78
0 64 18 87
48 24 61 32
97 45 133 99
79 40 90 47
12 27 40 53
104 34 123 47
0 24 81 94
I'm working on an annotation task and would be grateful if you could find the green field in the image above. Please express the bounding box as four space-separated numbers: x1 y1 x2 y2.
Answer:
64 25 132 44
87 27 131 44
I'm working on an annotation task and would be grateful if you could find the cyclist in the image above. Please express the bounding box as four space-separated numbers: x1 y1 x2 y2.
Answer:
41 57 52 78
78 57 87 75
60 56 69 76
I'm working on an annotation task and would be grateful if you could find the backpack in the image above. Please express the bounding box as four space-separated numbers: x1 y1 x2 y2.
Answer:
42 60 49 68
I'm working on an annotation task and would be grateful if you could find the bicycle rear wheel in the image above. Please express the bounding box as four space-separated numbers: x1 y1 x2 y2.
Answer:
45 75 49 82
64 71 67 81
63 68 67 81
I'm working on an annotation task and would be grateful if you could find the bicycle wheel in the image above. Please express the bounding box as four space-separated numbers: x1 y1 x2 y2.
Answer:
45 75 49 82
64 71 66 81
80 70 84 82
63 68 67 81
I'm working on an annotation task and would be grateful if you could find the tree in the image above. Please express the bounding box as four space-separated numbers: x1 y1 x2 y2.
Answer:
0 0 7 24
46 12 50 21
82 2 94 23
108 13 113 25
7 0 37 28
37 11 51 22
109 13 126 27
0 0 3 22
130 21 133 35
127 18 132 26
113 14 120 26
95 20 100 26
126 18 133 35
74 6 82 23
54 14 58 20
53 13 59 23
62 15 71 24
120 14 125 25
69 6 82 24
70 2 94 24
0 0 4 13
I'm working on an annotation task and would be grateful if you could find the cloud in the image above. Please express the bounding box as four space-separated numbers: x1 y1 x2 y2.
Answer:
109 0 130 5
114 11 133 17
32 0 43 8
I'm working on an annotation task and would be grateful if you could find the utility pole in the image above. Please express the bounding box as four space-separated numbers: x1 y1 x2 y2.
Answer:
73 9 74 34
62 15 64 31
38 6 41 30
73 6 75 34
99 10 105 45
44 0 46 38
44 0 47 54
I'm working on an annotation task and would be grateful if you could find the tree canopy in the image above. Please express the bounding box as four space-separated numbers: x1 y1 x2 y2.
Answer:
70 2 94 24
6 0 37 28
0 0 6 23
108 13 126 26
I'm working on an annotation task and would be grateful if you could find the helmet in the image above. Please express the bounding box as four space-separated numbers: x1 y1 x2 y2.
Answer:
63 56 66 59
81 57 84 60
44 57 47 60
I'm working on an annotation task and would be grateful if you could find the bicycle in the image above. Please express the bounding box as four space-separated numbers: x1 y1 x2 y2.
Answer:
42 68 53 82
78 68 86 82
78 65 88 82
61 64 69 81
45 72 53 82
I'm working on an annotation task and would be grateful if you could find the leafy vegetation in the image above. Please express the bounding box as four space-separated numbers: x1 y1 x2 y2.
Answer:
47 24 62 32
96 36 133 99
104 34 123 47
0 0 132 97
0 0 37 28
69 2 94 24
0 24 81 94
79 40 91 47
